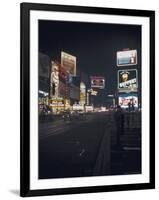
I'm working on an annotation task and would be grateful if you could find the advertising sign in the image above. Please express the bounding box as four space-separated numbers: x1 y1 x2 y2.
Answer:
118 69 138 92
118 93 138 108
80 82 86 105
90 76 105 89
88 88 98 96
50 102 64 108
85 106 94 112
72 104 84 111
50 63 59 97
117 49 137 66
50 98 64 108
61 51 76 76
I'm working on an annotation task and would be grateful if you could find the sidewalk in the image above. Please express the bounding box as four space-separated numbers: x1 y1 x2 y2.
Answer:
93 111 141 176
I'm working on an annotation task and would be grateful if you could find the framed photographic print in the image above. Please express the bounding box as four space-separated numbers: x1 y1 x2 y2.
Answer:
20 2 155 197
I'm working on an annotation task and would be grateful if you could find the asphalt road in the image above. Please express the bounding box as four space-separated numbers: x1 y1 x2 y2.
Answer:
39 112 141 179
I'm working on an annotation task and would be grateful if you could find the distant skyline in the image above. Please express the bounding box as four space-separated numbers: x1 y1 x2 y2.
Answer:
39 20 141 94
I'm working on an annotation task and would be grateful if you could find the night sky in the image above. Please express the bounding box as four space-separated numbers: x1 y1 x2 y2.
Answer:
39 20 141 96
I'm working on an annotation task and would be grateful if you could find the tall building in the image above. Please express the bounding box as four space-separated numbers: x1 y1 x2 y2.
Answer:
38 52 51 107
69 76 80 105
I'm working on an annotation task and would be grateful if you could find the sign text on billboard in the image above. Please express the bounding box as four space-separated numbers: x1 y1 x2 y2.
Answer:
118 69 138 92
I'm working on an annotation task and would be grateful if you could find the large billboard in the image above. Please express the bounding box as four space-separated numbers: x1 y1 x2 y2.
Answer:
50 62 59 98
118 93 138 109
118 69 138 92
117 49 137 66
90 76 105 89
61 51 76 76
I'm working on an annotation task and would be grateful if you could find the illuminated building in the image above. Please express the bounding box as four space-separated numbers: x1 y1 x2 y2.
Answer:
38 52 51 113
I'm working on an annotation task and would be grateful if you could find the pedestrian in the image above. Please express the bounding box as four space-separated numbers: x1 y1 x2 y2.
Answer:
114 105 124 149
132 102 135 111
128 102 131 112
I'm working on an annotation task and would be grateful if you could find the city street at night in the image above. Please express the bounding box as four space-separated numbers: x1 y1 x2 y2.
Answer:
38 19 142 180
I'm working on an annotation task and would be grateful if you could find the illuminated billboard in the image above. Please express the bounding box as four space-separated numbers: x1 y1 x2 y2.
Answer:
85 106 94 112
72 104 84 111
50 62 59 98
90 76 105 89
118 69 138 92
80 82 86 105
50 98 64 110
61 51 76 76
117 49 137 66
118 93 138 108
87 89 98 96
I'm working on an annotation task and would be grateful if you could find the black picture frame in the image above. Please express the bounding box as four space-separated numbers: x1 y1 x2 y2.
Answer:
20 2 155 197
